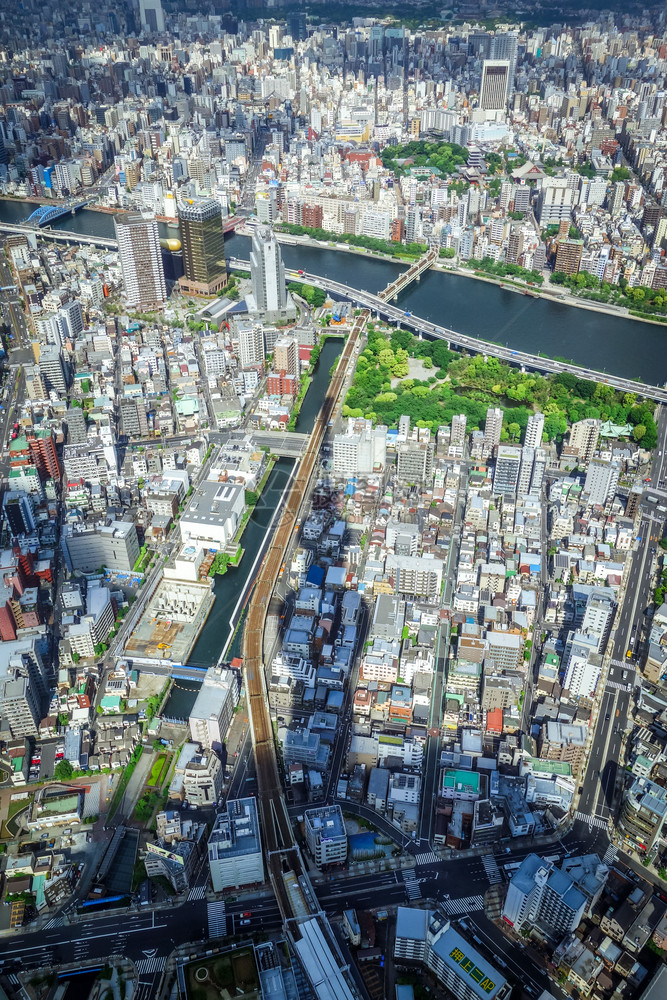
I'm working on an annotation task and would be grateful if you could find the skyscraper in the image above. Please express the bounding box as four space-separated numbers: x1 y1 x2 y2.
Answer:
480 60 510 112
139 0 164 32
248 227 296 323
491 32 518 95
178 198 228 296
114 212 167 311
287 12 307 41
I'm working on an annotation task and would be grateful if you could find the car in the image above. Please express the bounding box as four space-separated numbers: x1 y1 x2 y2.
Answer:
240 918 251 926
605 713 610 721
243 911 252 917
297 269 305 275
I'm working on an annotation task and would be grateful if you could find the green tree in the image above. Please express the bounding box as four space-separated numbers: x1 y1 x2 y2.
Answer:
54 760 74 781
633 424 646 442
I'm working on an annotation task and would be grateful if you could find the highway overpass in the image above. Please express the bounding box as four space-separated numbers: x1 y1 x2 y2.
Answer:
0 221 117 249
228 256 667 404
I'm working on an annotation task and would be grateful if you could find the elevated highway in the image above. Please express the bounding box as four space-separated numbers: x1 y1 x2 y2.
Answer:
241 310 368 921
0 221 117 249
227 257 667 403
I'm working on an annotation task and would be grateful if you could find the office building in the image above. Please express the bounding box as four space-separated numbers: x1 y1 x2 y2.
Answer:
273 336 299 376
139 0 164 32
584 458 620 507
180 480 245 550
178 198 227 296
182 750 224 807
4 494 36 537
287 11 307 40
189 665 240 751
563 639 602 699
304 804 348 868
493 445 522 495
63 519 140 573
395 908 510 1000
480 60 510 112
537 181 576 227
208 797 264 892
491 32 518 93
333 419 387 476
114 212 167 311
145 839 200 892
524 412 545 449
619 778 667 852
502 854 587 938
569 418 600 464
483 407 503 456
248 226 296 323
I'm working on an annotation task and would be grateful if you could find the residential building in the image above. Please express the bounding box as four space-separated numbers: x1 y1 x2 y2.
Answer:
189 665 240 751
584 458 620 506
273 336 299 376
237 322 265 369
332 418 387 476
569 419 600 465
114 211 167 311
502 853 587 937
619 777 667 853
396 440 434 484
493 445 522 495
483 407 503 456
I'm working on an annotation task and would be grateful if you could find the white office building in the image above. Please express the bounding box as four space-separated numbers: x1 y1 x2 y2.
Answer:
247 226 296 323
304 804 348 868
208 797 264 891
189 665 240 751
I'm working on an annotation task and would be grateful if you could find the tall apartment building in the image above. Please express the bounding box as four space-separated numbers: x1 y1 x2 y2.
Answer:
114 212 167 310
517 447 535 496
539 722 587 776
248 226 295 323
38 346 67 395
385 554 443 599
273 335 299 376
584 458 621 507
483 407 503 456
207 797 264 891
555 239 584 276
0 673 42 737
451 414 467 448
569 419 601 464
304 804 348 868
178 198 227 296
189 665 240 750
396 441 434 484
480 60 510 111
524 412 545 449
237 323 265 369
493 445 521 495
502 854 587 936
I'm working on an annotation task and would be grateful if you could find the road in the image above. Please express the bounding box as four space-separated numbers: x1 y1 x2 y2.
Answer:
227 257 667 403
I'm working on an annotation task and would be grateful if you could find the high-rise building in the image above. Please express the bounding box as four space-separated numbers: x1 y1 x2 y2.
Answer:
189 665 240 751
178 198 227 296
38 346 67 395
491 32 518 94
237 322 266 369
555 239 584 276
502 854 587 936
619 777 667 853
248 227 296 323
208 797 264 892
524 412 545 449
569 418 600 465
451 414 467 448
396 441 434 484
273 336 299 376
286 11 307 41
333 419 387 476
139 0 164 32
517 446 534 496
483 407 503 456
480 60 510 111
114 212 167 311
493 444 522 495
305 805 348 868
584 458 620 507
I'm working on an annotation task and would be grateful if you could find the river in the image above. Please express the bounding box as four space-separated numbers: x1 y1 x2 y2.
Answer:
2 199 663 381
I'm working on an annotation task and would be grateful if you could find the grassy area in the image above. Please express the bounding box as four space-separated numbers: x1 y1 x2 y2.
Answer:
107 746 143 822
7 796 30 821
147 752 170 788
134 790 164 824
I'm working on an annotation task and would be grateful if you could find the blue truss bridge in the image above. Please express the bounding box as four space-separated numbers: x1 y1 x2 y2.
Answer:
23 199 92 227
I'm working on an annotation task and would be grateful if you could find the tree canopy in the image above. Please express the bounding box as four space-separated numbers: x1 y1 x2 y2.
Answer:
381 140 469 177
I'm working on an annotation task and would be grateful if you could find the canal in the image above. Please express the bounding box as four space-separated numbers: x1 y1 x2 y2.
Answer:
295 335 344 433
3 199 665 382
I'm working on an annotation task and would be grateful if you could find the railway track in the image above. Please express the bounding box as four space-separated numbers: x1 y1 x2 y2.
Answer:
241 311 368 920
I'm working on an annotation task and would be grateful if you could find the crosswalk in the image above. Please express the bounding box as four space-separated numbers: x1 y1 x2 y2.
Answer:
443 895 485 916
402 869 421 901
610 658 627 669
207 899 227 938
43 915 66 929
481 854 502 885
606 680 631 691
187 883 207 901
135 956 166 976
575 811 608 829
414 851 441 866
6 974 19 986
603 843 618 865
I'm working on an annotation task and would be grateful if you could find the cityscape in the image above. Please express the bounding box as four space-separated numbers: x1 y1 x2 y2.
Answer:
2 2 667 1000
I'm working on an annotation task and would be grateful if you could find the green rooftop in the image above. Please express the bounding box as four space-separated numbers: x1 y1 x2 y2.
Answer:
442 769 480 793
529 759 572 777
